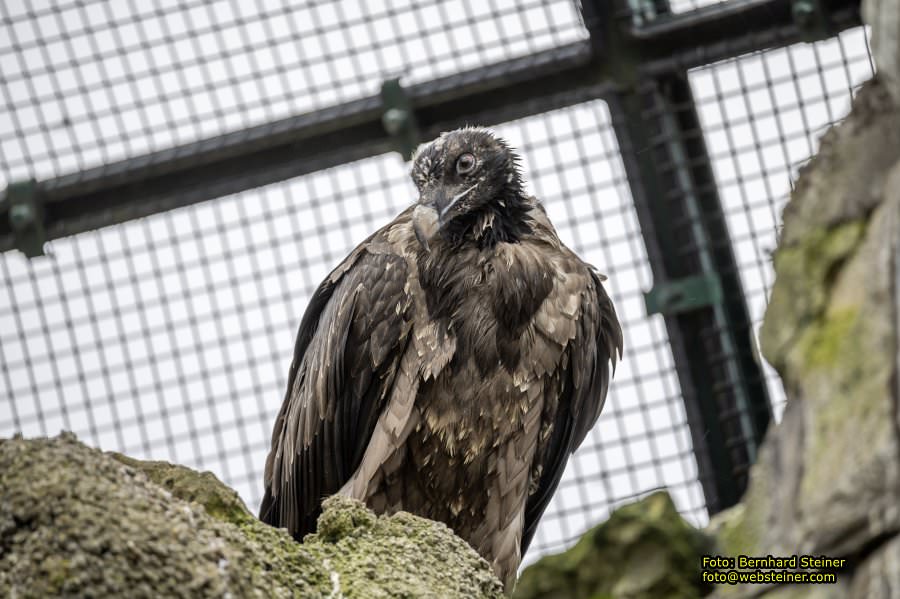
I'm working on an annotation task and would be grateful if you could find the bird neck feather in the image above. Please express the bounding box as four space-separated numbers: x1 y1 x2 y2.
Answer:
444 190 533 249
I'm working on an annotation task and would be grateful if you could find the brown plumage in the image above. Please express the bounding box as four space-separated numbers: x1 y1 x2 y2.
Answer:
260 127 622 590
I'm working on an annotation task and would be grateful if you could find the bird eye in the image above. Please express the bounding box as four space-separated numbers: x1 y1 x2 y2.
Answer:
456 153 476 175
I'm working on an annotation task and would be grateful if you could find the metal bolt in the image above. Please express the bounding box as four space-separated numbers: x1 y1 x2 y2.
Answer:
9 203 34 229
792 0 815 25
382 108 408 135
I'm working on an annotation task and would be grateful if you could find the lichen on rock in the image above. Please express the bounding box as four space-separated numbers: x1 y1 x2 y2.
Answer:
760 220 866 372
109 452 256 528
513 491 713 599
0 432 503 599
303 496 503 598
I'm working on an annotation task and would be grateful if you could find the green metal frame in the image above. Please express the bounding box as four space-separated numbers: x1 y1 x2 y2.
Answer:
381 79 421 161
0 0 862 254
5 180 45 258
591 0 774 511
644 274 723 316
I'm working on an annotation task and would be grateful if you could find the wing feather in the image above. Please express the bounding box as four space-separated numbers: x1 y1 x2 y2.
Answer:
259 236 414 539
521 267 622 555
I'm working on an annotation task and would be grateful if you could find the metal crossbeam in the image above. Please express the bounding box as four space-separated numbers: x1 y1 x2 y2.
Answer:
0 0 861 254
594 0 777 511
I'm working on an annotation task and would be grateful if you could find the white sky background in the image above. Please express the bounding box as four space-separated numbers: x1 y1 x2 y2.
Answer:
0 0 875 563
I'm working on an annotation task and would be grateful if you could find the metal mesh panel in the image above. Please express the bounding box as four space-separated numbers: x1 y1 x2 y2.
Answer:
605 26 876 505
0 97 706 562
689 26 875 417
0 0 878 568
0 0 585 187
610 73 772 511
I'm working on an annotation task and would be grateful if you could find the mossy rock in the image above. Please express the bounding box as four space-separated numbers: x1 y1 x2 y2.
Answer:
0 433 502 598
513 491 713 599
109 452 255 527
759 220 865 373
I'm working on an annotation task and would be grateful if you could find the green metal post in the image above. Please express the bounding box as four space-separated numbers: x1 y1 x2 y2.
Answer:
585 0 774 512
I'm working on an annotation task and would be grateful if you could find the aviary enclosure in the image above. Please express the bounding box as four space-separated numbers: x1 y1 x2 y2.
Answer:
0 0 874 564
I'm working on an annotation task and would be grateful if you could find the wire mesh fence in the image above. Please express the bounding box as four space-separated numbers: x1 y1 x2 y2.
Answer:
689 25 875 417
0 0 876 564
0 0 586 187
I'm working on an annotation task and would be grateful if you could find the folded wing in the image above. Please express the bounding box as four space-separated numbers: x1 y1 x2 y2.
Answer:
521 268 623 554
259 240 415 538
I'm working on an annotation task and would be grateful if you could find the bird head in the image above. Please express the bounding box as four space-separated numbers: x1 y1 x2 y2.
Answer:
410 127 525 251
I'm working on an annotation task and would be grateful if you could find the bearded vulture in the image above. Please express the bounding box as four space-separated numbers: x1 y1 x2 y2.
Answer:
260 127 622 590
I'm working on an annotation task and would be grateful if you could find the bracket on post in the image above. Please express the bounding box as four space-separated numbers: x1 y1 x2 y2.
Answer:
791 0 829 41
644 273 723 316
4 180 46 258
380 79 420 161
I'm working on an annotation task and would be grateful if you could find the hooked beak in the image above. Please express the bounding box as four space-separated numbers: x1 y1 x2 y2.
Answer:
411 183 478 252
412 204 438 253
